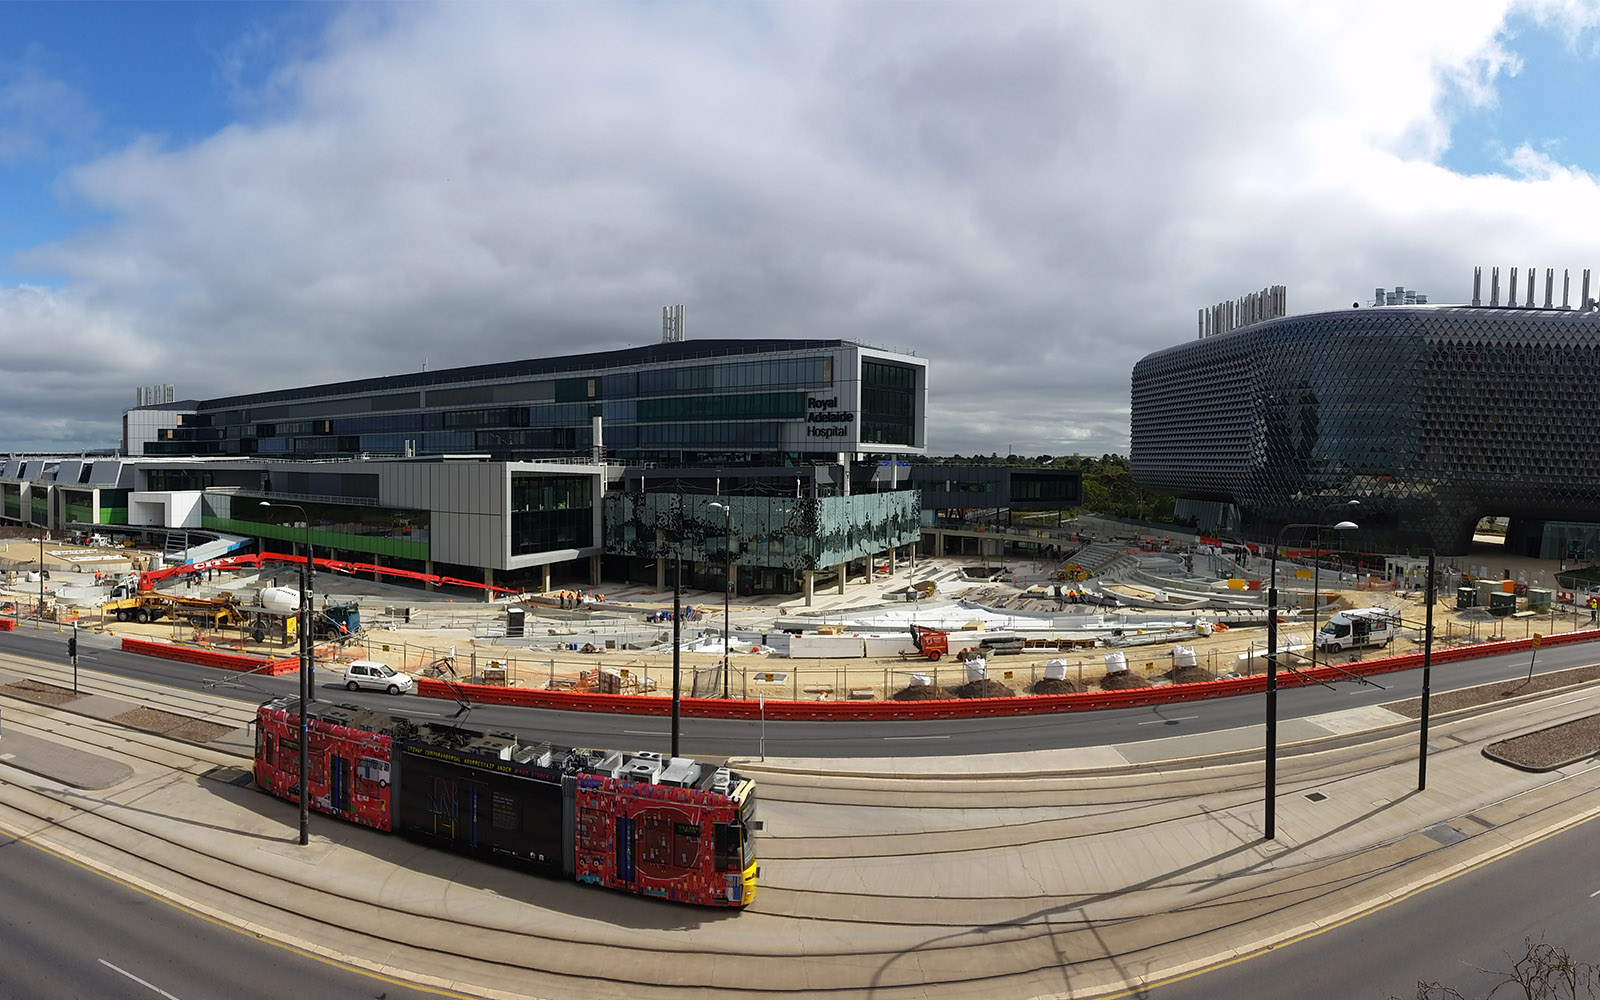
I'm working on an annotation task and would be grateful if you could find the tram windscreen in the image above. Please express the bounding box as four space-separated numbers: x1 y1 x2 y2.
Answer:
396 751 564 874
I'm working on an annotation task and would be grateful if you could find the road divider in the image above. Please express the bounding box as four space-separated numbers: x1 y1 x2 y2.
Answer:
119 637 299 675
109 627 1599 720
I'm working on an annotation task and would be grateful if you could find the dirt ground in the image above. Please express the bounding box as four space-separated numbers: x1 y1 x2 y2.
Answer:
8 535 1597 703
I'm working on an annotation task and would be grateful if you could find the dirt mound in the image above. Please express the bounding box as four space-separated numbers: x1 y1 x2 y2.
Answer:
890 685 956 701
1028 677 1081 695
1099 671 1151 691
950 679 1016 699
1164 666 1215 684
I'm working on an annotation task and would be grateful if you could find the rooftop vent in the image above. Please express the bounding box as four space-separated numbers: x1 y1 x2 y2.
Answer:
1471 266 1589 309
1198 285 1287 337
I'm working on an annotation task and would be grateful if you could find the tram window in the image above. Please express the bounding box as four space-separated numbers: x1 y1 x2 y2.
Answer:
491 791 520 832
637 814 672 865
355 756 390 792
714 823 740 873
673 822 701 869
257 729 271 764
277 737 299 774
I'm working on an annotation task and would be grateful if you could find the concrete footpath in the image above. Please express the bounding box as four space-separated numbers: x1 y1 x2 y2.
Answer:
1 657 1599 1000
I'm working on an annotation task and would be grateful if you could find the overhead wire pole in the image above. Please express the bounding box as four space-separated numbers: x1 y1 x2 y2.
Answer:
667 497 683 758
710 502 732 699
1265 517 1358 840
260 500 312 846
1418 548 1436 791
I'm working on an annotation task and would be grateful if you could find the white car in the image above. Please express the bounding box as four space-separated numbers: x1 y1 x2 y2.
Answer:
342 660 415 695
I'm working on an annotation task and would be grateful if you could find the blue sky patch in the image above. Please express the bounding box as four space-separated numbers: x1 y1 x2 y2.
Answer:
1439 12 1600 178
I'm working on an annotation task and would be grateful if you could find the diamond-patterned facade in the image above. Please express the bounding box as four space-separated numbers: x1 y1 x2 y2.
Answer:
1130 305 1600 555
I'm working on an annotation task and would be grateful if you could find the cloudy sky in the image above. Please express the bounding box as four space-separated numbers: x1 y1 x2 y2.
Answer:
3 0 1599 458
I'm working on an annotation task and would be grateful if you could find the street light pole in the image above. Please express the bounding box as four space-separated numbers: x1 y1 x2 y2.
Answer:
1418 548 1436 791
1266 517 1358 840
260 500 312 846
1311 500 1360 673
709 502 732 700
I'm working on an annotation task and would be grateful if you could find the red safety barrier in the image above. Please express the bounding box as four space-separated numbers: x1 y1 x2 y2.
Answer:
120 637 299 675
414 628 1600 721
1558 590 1575 605
0 619 13 632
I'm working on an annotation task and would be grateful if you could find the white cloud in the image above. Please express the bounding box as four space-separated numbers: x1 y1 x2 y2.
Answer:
5 0 1600 455
0 55 98 164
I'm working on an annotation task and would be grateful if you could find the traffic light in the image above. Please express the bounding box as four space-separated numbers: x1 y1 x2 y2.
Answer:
67 636 77 659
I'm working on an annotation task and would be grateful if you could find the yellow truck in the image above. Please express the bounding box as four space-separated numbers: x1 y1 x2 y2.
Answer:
103 594 242 628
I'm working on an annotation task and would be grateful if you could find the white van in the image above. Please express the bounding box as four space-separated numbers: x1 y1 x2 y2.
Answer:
1317 608 1397 653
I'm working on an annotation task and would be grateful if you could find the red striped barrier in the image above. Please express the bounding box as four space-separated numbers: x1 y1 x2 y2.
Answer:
120 637 299 675
413 628 1600 721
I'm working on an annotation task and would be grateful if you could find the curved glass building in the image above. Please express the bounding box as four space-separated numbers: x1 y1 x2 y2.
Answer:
1130 304 1600 555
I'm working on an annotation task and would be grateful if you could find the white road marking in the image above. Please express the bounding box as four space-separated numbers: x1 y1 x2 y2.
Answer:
99 959 185 1000
883 734 949 741
623 730 668 736
1590 887 1600 898
1137 715 1198 726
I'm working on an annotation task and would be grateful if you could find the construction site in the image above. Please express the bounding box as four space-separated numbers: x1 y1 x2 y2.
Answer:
0 518 1591 705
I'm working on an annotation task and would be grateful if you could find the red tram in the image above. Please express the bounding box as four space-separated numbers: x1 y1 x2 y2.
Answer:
253 697 758 906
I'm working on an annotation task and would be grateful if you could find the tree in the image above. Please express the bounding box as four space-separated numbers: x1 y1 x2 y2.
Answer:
1388 940 1599 1000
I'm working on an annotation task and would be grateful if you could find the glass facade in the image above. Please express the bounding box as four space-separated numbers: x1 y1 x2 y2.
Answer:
99 489 129 525
206 494 430 560
176 340 923 466
62 489 95 525
510 474 593 555
602 491 919 570
1131 305 1600 554
860 360 917 446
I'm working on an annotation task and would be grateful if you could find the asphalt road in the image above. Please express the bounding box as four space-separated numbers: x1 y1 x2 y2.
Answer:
1142 806 1600 1000
2 625 1597 759
0 829 441 1000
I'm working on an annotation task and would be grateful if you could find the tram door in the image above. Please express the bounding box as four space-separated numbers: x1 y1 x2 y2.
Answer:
330 755 350 814
616 816 634 882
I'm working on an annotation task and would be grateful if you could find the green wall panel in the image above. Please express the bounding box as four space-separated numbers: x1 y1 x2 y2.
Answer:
203 517 430 561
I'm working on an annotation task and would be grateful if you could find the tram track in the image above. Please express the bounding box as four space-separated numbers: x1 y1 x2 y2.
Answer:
0 696 1420 997
2 642 1600 998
